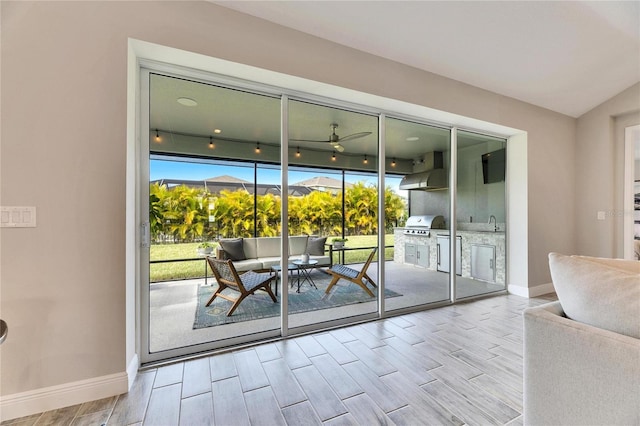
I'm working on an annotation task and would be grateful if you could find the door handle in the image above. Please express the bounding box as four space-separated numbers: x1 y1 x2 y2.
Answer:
141 222 150 248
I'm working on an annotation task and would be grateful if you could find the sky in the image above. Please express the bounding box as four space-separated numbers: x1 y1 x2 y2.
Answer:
150 158 405 193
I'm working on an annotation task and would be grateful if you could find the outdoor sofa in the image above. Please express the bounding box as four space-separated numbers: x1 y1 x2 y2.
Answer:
523 253 640 425
216 235 330 272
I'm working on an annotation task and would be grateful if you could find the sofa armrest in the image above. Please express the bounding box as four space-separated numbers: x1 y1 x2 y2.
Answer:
215 247 227 260
523 301 640 426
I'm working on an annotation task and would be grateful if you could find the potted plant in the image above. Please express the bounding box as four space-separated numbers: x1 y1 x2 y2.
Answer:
197 242 214 255
332 237 348 249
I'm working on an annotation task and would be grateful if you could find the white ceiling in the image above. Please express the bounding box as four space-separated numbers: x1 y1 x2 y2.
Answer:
150 73 491 161
214 0 640 118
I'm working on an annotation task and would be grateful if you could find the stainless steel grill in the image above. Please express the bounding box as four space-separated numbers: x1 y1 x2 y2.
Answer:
403 214 446 236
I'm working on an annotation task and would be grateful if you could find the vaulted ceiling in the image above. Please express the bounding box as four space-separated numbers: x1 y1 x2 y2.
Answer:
214 1 640 118
151 2 638 165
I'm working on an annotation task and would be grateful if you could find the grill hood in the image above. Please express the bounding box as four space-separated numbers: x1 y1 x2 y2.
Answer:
399 168 448 191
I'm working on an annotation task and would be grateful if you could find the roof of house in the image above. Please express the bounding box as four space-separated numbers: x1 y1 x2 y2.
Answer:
150 177 313 196
292 176 352 189
205 175 250 183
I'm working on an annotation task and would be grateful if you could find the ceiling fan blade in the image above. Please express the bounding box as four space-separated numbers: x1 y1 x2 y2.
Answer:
290 138 330 143
338 131 372 142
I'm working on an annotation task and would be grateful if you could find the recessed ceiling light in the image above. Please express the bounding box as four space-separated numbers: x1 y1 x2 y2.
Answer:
406 136 419 141
213 129 222 134
177 97 197 107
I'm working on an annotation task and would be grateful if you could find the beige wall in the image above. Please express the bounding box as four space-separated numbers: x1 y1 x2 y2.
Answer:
1 0 582 404
575 83 640 258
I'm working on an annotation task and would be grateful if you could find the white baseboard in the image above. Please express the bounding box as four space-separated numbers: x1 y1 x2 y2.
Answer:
508 282 555 298
0 372 128 422
127 353 139 390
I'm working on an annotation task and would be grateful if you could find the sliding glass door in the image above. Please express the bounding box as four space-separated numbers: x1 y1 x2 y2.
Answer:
383 117 453 312
143 73 283 361
139 68 509 364
286 99 380 330
455 130 507 298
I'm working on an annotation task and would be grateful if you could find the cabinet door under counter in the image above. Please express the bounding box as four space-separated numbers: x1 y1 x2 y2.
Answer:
470 244 496 283
436 235 461 275
404 243 429 268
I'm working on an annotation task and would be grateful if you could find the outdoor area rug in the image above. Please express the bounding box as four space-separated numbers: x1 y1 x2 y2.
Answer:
193 271 401 329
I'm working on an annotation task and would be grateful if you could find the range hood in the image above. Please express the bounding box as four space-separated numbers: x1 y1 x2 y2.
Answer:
399 168 448 191
399 151 448 191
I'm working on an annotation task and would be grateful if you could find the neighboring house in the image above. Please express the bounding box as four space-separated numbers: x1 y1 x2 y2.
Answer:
1 1 637 422
291 176 352 195
152 175 316 197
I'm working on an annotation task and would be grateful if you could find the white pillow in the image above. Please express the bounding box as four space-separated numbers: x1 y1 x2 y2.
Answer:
548 252 640 339
574 254 640 274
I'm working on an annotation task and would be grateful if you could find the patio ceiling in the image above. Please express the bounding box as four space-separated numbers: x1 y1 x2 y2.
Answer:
150 74 494 162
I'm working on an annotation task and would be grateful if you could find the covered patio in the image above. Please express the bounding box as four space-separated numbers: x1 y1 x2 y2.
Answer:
149 260 505 353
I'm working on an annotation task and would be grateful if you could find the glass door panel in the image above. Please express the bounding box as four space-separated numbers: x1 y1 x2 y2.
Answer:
455 130 507 298
384 117 452 312
145 73 281 359
287 99 379 329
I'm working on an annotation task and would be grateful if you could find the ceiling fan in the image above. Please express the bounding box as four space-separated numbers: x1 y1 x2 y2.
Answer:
291 123 371 152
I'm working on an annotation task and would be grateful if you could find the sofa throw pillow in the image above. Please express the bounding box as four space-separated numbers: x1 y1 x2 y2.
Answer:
306 236 327 255
219 238 247 261
548 252 640 339
574 255 640 274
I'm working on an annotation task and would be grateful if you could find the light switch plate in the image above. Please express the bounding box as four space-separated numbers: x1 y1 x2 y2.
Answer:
0 206 37 227
596 211 606 220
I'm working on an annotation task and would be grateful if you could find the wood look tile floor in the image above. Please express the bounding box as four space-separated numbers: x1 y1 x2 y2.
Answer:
3 294 555 426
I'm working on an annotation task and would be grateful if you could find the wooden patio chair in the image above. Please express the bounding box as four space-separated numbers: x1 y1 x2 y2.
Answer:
205 257 277 316
325 247 378 297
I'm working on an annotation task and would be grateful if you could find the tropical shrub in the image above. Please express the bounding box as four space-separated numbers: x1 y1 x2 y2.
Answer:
149 180 406 243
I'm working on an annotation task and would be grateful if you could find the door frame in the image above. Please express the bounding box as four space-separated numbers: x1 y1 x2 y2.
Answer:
128 39 524 367
623 124 640 259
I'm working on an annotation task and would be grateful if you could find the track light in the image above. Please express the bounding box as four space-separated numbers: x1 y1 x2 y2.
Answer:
255 142 261 154
363 154 368 164
209 136 214 149
155 129 160 142
391 157 396 167
331 151 336 161
295 146 301 158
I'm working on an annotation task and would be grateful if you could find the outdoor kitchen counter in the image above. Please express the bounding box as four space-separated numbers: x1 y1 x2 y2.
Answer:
393 228 506 285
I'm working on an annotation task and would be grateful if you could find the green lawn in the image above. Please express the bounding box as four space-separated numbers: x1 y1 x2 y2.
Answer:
149 235 395 282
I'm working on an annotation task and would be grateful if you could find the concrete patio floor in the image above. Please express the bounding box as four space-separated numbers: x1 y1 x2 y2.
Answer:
149 261 505 353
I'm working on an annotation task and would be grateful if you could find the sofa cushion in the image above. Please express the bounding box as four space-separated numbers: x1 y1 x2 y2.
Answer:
257 237 281 258
243 238 258 260
574 255 640 274
548 252 640 339
306 236 327 255
308 254 330 266
289 235 309 256
219 238 246 261
259 256 282 269
231 259 265 272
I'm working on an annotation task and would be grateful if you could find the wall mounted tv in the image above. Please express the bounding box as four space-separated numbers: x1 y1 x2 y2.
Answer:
481 148 506 184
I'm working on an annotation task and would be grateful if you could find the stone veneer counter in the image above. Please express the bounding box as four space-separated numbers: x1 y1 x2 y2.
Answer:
393 228 506 285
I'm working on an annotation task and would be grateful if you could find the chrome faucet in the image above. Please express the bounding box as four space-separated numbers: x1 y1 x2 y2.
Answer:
488 215 497 231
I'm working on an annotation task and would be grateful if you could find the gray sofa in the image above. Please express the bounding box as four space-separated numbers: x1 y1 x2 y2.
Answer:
216 235 330 272
523 253 640 426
